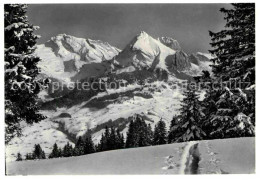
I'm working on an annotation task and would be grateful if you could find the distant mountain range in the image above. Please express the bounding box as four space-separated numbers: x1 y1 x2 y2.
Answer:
36 31 213 84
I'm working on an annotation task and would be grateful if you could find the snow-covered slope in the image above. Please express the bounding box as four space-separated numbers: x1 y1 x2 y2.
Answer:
36 34 120 82
6 79 186 162
6 137 255 175
6 119 74 162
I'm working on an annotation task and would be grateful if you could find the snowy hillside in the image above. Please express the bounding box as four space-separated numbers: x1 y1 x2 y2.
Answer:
6 79 186 162
6 137 255 175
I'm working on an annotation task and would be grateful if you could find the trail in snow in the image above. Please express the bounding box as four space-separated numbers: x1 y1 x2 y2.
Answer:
178 141 198 174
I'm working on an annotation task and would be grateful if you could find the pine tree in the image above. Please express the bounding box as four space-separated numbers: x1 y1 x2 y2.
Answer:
25 153 34 160
206 87 254 138
98 133 106 152
62 143 68 157
63 142 73 157
74 136 85 156
16 152 23 161
209 3 255 86
49 143 59 158
4 4 49 143
146 124 153 146
104 126 111 150
175 86 206 142
153 119 167 145
168 116 180 143
109 126 117 150
32 144 46 159
202 3 255 138
126 115 152 148
135 115 150 147
116 129 125 149
58 147 63 157
125 120 135 148
120 133 125 149
84 135 95 154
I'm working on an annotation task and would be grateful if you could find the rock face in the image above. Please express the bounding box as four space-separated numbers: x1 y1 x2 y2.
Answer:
188 54 201 65
188 52 211 65
165 50 191 71
158 36 182 51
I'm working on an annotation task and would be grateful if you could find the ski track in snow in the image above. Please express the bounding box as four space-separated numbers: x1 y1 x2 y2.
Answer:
178 141 198 174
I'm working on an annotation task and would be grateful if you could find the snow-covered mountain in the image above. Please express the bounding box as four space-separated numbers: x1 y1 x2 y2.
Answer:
115 31 176 72
36 34 120 83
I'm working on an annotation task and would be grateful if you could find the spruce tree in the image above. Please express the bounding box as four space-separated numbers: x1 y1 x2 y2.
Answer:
175 86 206 142
168 116 181 143
25 153 35 160
116 129 125 149
104 126 111 150
32 144 46 159
153 119 167 145
109 126 117 150
16 152 23 161
206 87 255 138
63 142 73 157
136 116 148 147
126 115 152 148
58 147 63 157
74 136 85 156
25 153 33 160
98 133 106 152
146 124 153 146
84 135 95 154
202 3 255 138
125 120 135 148
49 143 59 158
4 4 49 143
120 134 125 149
209 3 255 86
62 143 68 157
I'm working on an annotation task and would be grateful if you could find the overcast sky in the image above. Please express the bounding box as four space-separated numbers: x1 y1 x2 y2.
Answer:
28 4 231 53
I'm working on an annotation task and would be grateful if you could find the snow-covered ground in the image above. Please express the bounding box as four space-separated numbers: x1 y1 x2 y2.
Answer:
5 120 74 162
6 80 184 162
6 137 255 175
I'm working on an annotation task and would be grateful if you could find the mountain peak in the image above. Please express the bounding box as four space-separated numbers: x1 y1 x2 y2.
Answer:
137 31 149 37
